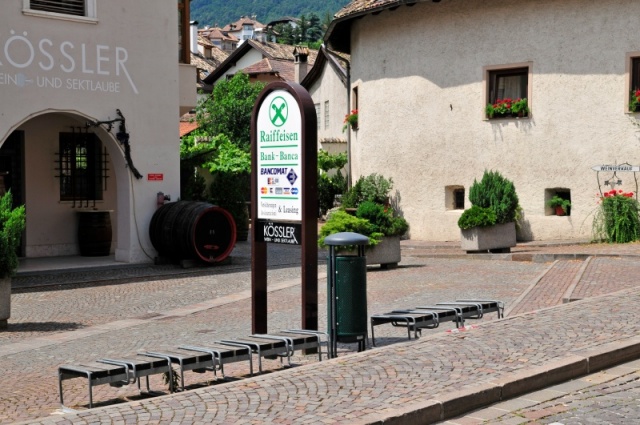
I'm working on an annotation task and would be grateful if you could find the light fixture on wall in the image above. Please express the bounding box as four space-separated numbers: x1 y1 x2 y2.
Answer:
87 109 143 180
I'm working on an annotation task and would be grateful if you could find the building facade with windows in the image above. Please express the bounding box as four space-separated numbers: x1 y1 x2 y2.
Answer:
327 0 640 241
0 1 195 262
301 47 350 158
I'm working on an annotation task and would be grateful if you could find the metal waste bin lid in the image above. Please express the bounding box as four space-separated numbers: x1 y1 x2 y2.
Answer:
323 232 369 246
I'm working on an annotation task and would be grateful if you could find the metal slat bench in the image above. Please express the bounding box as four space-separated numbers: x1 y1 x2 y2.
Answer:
370 307 461 346
58 354 173 409
220 335 292 374
170 342 254 380
58 361 130 409
258 329 329 361
97 354 174 393
435 299 504 320
144 348 217 392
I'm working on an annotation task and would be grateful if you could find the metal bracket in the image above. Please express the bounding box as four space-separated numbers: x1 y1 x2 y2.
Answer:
87 109 143 179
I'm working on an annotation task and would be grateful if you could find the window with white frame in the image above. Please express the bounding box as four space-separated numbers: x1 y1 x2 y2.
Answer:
314 103 321 130
25 0 96 19
485 64 531 119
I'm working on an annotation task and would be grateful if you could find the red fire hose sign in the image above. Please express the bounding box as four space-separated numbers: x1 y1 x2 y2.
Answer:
148 173 163 181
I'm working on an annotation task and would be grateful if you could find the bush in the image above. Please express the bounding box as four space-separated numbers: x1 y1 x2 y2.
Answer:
356 200 408 237
318 172 347 218
0 191 26 278
592 190 640 243
457 205 497 230
317 150 348 217
318 210 383 247
468 170 519 225
342 174 393 208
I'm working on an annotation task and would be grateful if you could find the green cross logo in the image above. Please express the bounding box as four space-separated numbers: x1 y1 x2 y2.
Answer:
269 96 288 127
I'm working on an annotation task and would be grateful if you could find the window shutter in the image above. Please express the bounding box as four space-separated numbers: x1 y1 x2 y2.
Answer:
31 0 85 17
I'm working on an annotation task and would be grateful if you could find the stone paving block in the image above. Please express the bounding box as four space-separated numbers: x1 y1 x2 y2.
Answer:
577 336 640 373
355 399 442 425
438 384 502 420
493 355 587 400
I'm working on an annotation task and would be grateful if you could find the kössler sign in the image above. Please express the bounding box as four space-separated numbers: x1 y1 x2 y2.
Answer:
250 81 317 335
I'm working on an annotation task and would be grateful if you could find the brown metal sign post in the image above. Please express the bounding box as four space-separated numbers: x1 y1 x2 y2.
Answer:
250 81 318 334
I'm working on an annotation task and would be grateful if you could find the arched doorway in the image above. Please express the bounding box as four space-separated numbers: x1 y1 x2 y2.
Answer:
1 110 132 261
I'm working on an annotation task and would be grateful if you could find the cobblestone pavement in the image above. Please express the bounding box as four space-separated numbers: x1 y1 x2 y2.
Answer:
3 241 640 424
444 359 640 424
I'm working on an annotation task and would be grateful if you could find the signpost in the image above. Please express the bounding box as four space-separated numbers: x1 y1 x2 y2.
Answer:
250 81 317 334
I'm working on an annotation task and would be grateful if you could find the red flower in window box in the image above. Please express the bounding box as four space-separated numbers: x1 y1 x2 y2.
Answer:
629 89 640 112
485 98 529 119
342 109 358 132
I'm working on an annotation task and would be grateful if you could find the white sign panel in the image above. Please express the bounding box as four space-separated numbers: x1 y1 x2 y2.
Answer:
592 165 640 172
256 90 302 221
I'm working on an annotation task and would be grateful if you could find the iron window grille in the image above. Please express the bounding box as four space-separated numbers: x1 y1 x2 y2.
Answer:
56 130 109 207
30 0 86 16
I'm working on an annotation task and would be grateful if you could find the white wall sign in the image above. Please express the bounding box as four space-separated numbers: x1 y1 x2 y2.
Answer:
256 90 302 221
591 165 640 172
0 30 138 94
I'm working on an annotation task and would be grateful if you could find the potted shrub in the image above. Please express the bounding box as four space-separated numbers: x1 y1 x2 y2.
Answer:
0 190 26 329
458 170 519 253
319 174 408 268
547 195 571 216
592 189 640 243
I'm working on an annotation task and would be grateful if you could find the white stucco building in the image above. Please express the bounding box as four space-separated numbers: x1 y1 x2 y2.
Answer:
326 0 640 241
302 47 350 157
0 1 196 262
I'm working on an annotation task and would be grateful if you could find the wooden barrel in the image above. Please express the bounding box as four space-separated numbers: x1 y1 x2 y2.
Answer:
149 201 236 263
77 210 112 257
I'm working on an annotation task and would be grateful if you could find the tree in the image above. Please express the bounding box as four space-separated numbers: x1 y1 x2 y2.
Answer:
295 15 309 44
184 73 265 238
306 13 324 42
196 73 266 149
271 22 294 45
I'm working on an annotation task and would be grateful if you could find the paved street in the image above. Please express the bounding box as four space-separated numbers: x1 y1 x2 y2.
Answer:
2 240 640 424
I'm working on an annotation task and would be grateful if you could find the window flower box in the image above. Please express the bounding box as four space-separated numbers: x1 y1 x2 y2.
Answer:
342 109 358 132
485 98 529 119
629 89 640 112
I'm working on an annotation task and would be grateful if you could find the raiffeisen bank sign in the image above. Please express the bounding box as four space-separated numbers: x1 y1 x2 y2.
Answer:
256 90 302 222
0 30 138 94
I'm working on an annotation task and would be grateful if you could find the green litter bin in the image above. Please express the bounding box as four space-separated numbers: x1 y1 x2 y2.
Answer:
324 232 369 357
331 255 367 342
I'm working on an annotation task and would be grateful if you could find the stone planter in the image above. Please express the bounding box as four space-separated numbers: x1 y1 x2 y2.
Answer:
460 222 516 253
0 277 10 329
364 235 401 269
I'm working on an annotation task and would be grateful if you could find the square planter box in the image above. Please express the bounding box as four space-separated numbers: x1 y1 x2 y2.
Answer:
364 235 401 268
460 222 516 253
344 235 401 269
